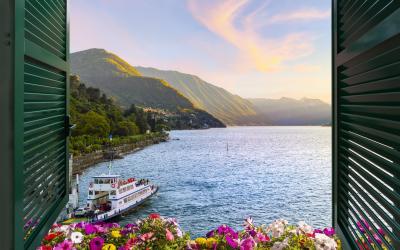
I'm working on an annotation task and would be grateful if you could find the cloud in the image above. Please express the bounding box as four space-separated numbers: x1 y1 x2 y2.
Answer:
187 0 316 72
293 64 321 73
268 9 330 24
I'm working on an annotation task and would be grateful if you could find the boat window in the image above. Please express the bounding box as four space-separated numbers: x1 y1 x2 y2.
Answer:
89 190 93 195
94 179 98 184
95 191 100 195
110 191 116 195
99 179 104 184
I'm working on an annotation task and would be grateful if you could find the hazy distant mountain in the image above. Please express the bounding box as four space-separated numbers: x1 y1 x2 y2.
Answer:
70 49 225 128
248 97 331 125
136 67 258 125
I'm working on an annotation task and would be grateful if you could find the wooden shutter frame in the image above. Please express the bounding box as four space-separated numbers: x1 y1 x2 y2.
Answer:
333 0 400 249
0 0 70 249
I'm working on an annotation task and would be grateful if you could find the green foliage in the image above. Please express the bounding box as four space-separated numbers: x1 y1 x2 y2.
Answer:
69 75 165 155
74 111 110 137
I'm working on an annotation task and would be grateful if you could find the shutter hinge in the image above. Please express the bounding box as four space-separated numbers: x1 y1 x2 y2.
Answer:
65 115 76 136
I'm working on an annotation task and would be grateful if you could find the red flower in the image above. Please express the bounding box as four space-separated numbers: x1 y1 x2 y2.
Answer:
44 233 58 241
37 245 52 250
149 213 160 219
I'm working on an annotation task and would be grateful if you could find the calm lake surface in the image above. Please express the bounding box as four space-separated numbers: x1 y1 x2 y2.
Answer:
78 126 331 237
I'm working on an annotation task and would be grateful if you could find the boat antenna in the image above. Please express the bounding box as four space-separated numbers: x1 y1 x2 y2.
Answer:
108 134 113 175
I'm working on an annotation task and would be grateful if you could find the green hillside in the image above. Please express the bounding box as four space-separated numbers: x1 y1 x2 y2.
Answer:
136 67 258 125
70 49 225 128
71 49 193 110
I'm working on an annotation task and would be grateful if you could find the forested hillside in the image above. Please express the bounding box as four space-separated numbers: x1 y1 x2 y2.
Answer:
69 75 225 154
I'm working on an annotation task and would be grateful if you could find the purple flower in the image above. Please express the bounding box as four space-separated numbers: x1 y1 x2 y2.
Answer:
76 222 85 228
84 224 97 235
240 237 255 250
249 230 256 237
54 240 73 250
378 228 385 236
216 225 238 239
323 227 335 237
226 235 238 248
314 229 323 234
94 225 107 234
206 230 215 238
89 237 104 250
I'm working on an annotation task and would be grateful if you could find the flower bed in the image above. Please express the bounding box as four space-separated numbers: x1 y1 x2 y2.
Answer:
39 214 341 250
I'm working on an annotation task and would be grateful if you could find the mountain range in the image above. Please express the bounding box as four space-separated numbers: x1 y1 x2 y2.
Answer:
71 48 331 126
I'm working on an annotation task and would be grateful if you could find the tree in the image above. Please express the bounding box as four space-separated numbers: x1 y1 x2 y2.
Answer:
74 111 110 137
135 109 149 134
114 121 139 136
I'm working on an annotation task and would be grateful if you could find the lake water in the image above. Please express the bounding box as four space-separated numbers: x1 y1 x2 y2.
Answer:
78 126 332 237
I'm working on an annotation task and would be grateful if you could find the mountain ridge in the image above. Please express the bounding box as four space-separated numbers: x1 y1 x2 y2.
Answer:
71 48 225 128
136 66 257 125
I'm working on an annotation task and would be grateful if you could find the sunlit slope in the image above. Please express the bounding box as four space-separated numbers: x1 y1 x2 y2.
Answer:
71 49 193 110
136 67 258 125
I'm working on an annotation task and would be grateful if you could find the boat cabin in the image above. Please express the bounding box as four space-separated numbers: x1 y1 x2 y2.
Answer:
86 174 145 212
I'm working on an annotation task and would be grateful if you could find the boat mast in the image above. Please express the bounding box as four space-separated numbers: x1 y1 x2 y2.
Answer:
108 134 113 175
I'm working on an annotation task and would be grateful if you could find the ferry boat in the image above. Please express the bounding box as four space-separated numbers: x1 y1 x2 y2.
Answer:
72 174 158 222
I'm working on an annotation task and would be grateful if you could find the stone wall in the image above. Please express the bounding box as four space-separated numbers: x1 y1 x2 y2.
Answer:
72 135 168 175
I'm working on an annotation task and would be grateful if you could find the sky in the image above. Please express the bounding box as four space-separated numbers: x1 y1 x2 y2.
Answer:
71 0 331 103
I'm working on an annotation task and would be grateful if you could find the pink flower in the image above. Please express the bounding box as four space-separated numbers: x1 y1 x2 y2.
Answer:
54 240 73 250
166 229 174 241
256 232 270 243
378 228 385 236
140 232 154 241
85 224 97 235
323 227 335 237
240 237 255 250
89 237 104 250
226 235 238 248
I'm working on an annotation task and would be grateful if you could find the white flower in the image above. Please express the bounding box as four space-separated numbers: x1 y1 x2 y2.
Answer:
70 231 84 244
297 221 313 234
176 227 183 237
54 225 70 234
314 233 337 250
271 238 289 250
266 219 288 238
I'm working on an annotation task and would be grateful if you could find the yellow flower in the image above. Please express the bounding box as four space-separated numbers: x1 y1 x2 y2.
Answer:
102 244 117 250
195 237 207 246
206 237 217 248
111 230 121 238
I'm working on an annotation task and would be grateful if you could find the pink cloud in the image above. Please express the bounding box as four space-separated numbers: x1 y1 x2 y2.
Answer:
268 8 330 24
187 0 315 72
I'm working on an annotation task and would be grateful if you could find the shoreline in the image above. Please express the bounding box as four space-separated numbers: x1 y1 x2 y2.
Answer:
71 133 169 175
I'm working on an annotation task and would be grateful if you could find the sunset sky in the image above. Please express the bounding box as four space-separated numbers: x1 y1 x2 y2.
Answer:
71 0 331 103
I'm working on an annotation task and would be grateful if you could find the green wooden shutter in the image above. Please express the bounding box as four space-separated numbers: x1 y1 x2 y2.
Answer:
14 0 70 248
333 0 400 249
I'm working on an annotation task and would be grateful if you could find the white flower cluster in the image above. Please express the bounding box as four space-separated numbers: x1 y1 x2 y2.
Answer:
314 233 338 250
297 221 314 234
266 219 288 238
